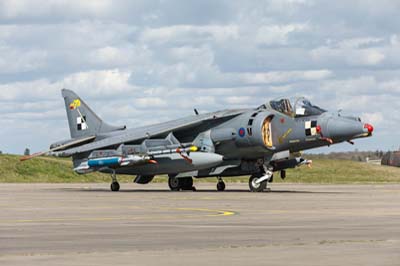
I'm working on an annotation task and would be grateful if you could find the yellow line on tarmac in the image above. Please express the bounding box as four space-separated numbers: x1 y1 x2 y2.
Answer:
0 207 236 224
170 208 236 217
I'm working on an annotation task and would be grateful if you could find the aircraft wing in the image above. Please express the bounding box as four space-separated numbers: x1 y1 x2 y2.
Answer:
54 109 247 157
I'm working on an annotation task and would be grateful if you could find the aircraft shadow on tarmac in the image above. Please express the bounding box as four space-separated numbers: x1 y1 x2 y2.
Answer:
57 188 346 194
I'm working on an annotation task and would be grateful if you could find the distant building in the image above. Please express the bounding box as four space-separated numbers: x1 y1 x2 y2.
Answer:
381 151 400 167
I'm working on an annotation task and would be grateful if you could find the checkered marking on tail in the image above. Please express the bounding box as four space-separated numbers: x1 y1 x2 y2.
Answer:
305 120 318 136
77 116 88 131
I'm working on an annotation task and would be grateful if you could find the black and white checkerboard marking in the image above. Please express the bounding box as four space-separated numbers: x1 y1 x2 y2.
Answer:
305 120 318 136
77 116 88 131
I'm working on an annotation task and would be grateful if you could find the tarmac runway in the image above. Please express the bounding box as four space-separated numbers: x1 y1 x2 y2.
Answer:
0 183 399 266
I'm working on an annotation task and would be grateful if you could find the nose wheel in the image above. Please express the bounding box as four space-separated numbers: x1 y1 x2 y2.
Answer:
217 177 226 191
249 174 268 192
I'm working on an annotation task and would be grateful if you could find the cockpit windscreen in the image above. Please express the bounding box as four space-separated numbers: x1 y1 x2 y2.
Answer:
268 97 326 117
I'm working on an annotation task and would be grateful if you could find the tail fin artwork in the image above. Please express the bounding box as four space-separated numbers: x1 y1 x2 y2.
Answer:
62 89 125 138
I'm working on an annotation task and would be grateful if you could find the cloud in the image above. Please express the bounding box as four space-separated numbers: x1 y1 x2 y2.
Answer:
62 69 134 96
140 25 239 44
0 0 114 21
240 70 333 85
0 45 47 74
337 37 384 49
361 112 384 127
224 96 252 104
256 23 309 46
134 97 167 108
310 45 386 67
0 79 60 101
1 0 400 154
0 69 135 101
319 76 378 95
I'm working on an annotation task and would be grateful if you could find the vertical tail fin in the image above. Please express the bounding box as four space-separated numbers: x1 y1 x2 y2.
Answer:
62 89 124 138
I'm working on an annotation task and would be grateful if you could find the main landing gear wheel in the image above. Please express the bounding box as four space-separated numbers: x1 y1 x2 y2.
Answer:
249 175 267 192
180 177 194 191
168 176 180 191
216 177 226 191
168 176 195 191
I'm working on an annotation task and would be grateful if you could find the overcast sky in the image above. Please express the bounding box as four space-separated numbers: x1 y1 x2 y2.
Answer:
1 0 399 154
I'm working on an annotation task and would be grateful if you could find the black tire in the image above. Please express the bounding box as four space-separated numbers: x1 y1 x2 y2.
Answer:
280 170 286 180
217 181 226 191
110 182 120 192
249 175 266 192
180 177 194 190
168 176 181 191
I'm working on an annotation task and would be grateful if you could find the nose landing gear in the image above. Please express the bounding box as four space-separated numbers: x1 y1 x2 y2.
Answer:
248 170 273 192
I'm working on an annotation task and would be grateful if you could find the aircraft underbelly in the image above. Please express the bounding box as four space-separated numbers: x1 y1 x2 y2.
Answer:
115 152 224 175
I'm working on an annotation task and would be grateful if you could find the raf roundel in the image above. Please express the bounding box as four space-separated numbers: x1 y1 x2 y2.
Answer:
238 127 246 137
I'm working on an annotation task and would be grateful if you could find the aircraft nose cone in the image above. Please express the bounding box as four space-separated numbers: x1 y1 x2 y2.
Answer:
325 117 365 141
364 123 374 134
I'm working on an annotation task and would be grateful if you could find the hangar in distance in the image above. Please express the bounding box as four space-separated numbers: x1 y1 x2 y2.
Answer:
22 89 374 192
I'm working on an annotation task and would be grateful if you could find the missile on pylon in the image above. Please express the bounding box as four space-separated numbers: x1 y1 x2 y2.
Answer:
74 153 154 174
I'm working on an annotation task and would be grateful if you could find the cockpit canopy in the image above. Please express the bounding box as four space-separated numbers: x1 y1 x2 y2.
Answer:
261 97 326 117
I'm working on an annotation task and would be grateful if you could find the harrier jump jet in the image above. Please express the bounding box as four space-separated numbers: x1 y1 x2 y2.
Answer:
22 89 374 192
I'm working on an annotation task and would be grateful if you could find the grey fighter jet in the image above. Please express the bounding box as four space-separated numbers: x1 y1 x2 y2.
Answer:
22 89 374 192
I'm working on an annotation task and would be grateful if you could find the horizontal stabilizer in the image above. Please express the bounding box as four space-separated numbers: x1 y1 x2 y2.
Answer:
20 135 96 162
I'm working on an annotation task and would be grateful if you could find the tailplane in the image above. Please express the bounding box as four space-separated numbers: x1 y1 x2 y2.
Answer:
62 89 125 138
